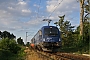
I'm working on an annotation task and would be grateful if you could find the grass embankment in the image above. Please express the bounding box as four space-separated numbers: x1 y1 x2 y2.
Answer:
59 46 89 54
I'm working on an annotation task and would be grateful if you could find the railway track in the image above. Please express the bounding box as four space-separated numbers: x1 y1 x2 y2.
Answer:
35 50 90 60
52 52 90 60
27 47 90 60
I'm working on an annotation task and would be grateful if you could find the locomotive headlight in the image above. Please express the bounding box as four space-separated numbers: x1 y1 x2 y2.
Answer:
43 38 45 41
59 39 61 41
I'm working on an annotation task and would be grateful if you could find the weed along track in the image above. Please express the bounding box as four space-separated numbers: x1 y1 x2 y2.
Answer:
26 48 90 60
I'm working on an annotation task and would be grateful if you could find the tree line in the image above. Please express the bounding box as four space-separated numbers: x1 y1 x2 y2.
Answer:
0 31 25 45
0 31 26 60
54 0 89 53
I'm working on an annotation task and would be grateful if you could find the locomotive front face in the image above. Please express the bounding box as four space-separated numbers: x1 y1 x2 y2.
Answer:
42 26 62 48
43 26 61 42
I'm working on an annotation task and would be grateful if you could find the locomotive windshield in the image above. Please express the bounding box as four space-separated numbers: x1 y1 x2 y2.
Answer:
44 28 58 36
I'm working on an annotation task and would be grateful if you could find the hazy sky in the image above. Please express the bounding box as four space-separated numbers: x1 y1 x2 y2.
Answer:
0 0 80 43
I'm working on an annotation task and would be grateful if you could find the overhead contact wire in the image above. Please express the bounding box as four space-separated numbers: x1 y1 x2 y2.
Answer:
37 0 41 19
48 0 64 19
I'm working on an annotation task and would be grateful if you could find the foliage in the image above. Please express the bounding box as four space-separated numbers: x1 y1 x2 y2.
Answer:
54 15 75 47
0 31 16 39
17 37 24 45
0 38 26 60
26 42 30 47
79 0 90 53
77 23 89 53
55 14 89 54
84 0 90 13
17 46 26 60
0 38 21 54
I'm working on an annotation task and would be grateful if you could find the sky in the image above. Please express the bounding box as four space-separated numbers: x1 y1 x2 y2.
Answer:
0 0 80 44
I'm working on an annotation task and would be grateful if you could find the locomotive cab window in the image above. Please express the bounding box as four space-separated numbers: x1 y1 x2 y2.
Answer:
44 28 58 36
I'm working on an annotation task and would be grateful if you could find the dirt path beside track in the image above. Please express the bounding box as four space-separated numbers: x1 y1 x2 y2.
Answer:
24 47 90 60
25 47 43 60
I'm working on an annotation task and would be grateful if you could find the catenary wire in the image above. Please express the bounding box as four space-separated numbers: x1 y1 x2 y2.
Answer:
48 0 64 19
36 0 41 19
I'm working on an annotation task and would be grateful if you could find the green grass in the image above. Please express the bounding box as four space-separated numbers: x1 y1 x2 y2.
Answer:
59 46 89 54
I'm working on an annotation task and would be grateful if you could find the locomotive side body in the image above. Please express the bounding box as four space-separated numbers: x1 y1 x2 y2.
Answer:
31 26 62 51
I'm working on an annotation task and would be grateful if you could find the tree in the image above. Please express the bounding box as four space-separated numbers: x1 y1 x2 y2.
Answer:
0 31 2 35
26 42 30 47
54 15 75 47
83 0 90 48
84 0 90 42
10 33 16 39
84 0 90 18
17 37 24 45
81 0 90 49
78 0 90 36
79 0 84 36
0 31 2 38
0 38 21 54
1 31 10 38
0 31 16 39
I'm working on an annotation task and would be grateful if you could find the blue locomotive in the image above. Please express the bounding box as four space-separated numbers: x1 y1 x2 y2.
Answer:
31 26 62 52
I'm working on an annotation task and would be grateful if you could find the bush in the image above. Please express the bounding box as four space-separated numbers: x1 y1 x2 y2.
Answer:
0 38 21 54
0 38 25 60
